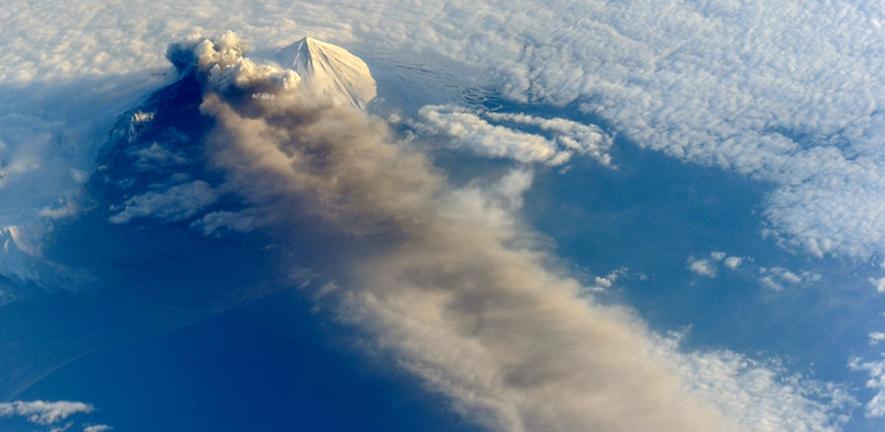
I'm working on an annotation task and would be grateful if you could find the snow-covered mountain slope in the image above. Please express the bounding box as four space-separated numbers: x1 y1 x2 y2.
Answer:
277 37 376 109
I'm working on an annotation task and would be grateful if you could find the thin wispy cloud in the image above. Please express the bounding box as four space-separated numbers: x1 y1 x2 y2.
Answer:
851 356 885 418
109 180 219 224
759 266 821 291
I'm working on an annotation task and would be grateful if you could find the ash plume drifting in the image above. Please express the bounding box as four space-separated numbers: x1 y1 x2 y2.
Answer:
166 32 833 432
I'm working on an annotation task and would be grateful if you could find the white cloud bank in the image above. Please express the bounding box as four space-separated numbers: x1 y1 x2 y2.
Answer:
2 0 882 260
663 339 855 431
0 400 92 425
171 33 853 432
416 105 613 166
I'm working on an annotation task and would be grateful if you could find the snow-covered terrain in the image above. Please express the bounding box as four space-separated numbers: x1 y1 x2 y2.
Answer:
278 37 377 109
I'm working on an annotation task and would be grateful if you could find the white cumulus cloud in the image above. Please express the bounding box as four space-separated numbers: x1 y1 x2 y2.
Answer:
0 400 93 425
688 256 718 278
724 256 743 270
686 251 745 278
416 105 613 166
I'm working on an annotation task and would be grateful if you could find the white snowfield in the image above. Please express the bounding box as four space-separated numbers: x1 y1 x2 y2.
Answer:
278 37 377 109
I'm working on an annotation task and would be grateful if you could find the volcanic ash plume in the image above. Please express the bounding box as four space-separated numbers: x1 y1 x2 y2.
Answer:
170 32 743 432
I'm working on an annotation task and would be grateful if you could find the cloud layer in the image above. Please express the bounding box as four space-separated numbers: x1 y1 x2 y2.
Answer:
3 0 882 260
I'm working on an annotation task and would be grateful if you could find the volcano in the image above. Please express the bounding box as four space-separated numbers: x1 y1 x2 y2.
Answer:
277 37 377 109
